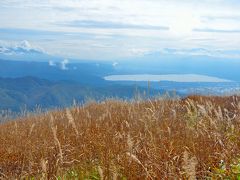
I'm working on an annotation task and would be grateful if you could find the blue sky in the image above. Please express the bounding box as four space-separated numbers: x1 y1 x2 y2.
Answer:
0 0 240 60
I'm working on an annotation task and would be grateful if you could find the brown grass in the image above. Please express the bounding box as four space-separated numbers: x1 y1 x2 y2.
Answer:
0 96 240 179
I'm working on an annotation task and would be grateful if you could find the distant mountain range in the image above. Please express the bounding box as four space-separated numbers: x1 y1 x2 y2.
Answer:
114 52 240 82
0 59 114 86
0 76 161 111
0 41 239 111
1 41 239 82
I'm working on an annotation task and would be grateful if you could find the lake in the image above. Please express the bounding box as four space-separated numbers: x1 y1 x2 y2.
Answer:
104 74 232 83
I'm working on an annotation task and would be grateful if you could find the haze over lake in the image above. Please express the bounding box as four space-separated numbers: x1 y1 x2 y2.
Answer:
104 74 232 83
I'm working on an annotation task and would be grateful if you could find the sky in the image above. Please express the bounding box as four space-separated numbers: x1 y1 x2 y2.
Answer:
0 0 240 60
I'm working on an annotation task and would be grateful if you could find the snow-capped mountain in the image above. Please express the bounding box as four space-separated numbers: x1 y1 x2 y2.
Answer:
0 40 44 54
0 40 59 62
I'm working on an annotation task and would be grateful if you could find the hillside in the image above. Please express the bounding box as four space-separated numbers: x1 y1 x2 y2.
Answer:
0 96 240 179
0 76 161 111
0 59 111 85
0 76 97 111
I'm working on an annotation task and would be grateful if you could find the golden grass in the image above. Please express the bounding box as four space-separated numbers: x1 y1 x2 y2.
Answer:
0 96 240 179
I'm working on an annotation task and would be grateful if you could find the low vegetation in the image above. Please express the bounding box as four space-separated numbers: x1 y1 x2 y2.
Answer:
0 96 240 179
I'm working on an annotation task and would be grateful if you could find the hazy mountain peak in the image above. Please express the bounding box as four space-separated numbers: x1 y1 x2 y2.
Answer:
18 40 31 49
13 40 45 54
0 40 45 56
0 40 61 62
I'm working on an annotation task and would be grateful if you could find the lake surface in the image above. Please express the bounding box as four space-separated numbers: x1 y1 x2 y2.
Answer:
104 74 232 83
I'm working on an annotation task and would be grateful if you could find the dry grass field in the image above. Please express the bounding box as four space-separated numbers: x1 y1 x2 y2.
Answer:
0 96 240 179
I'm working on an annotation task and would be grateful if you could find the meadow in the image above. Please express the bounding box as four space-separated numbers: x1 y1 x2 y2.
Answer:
0 95 240 179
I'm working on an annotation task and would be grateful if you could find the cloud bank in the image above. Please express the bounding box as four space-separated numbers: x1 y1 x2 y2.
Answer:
0 0 240 59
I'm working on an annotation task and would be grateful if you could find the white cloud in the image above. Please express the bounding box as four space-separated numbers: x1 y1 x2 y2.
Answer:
0 0 238 34
1 1 240 59
48 60 56 66
112 62 118 67
130 48 151 57
60 59 69 70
